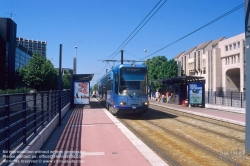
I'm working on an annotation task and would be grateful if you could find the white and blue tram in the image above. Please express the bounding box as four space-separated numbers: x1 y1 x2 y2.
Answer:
96 64 149 115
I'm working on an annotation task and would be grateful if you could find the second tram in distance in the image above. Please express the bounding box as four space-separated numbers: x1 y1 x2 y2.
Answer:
96 64 149 115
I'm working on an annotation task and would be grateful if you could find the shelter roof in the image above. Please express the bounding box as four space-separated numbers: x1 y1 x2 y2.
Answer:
154 76 205 84
73 74 94 82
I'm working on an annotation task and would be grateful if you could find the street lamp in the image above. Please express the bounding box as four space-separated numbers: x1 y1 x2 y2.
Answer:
144 49 147 65
73 46 77 74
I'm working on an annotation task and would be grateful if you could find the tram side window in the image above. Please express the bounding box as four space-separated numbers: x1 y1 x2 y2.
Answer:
107 79 111 91
115 74 118 94
98 84 102 97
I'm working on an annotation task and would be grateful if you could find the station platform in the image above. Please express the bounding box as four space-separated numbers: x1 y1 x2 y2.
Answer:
35 98 246 166
149 99 245 126
35 98 168 166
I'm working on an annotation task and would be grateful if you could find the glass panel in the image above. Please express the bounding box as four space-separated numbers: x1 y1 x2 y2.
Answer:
119 68 147 95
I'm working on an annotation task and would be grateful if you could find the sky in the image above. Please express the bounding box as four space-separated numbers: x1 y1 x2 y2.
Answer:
0 0 245 86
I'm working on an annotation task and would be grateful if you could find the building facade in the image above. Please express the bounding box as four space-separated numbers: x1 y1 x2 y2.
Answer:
16 37 47 57
175 33 245 92
0 18 17 89
15 44 33 88
0 18 33 90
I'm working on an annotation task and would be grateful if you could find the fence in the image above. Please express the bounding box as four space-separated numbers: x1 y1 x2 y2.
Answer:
205 91 246 108
0 90 71 161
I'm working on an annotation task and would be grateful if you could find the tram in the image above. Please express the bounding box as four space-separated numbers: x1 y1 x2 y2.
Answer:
96 63 149 115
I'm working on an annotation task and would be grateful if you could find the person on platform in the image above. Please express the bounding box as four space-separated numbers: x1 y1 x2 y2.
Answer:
155 90 160 103
165 91 169 103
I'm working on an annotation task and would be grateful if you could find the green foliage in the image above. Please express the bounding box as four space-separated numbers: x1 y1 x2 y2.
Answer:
146 56 178 91
62 71 71 89
90 84 98 94
18 53 58 90
92 84 98 91
0 87 30 94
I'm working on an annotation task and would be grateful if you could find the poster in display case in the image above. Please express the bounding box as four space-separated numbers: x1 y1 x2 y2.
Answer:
188 83 203 105
74 81 90 104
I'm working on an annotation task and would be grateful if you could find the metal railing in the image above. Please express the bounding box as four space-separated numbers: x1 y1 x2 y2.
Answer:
205 91 246 108
0 90 71 160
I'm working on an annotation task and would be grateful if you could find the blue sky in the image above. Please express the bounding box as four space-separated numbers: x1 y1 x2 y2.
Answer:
0 0 245 86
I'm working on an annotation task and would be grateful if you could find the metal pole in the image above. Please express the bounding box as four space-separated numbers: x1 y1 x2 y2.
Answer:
75 46 77 74
58 44 62 126
121 50 124 64
245 0 250 153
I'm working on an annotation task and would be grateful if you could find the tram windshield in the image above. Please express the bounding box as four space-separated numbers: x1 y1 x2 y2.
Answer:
119 67 147 95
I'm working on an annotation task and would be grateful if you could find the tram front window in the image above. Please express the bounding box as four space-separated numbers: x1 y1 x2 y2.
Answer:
119 67 147 95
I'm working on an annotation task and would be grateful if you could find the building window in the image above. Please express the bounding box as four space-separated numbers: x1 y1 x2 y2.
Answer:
229 44 232 50
238 42 240 48
225 58 227 65
233 43 236 49
225 45 228 51
231 57 233 64
194 52 196 70
234 56 236 63
238 55 240 63
198 51 200 70
189 70 195 76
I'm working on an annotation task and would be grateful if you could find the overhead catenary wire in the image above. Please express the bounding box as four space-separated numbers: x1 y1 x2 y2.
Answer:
141 3 244 60
97 0 167 82
108 0 167 61
118 0 168 52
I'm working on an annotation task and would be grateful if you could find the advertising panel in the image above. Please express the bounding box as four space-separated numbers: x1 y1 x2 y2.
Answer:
188 83 203 105
74 82 89 104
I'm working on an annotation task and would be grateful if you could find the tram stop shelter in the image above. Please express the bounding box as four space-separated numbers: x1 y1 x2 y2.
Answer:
71 74 94 106
154 76 205 108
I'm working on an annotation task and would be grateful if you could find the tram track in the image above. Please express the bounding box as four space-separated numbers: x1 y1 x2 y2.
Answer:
118 118 181 166
150 105 245 144
150 105 245 131
117 105 248 165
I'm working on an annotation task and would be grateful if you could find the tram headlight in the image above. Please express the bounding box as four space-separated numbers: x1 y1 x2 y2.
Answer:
120 102 126 106
143 102 149 106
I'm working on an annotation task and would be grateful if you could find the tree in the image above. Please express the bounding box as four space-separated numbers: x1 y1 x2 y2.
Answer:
146 56 178 91
90 84 98 95
92 84 98 91
62 70 71 89
18 53 58 90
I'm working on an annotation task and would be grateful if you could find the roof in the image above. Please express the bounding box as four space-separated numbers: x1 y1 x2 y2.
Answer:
174 51 185 59
212 37 226 47
196 41 212 50
153 76 205 84
73 74 94 82
184 47 197 55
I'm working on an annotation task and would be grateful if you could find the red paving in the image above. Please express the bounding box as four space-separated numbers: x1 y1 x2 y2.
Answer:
48 105 157 166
